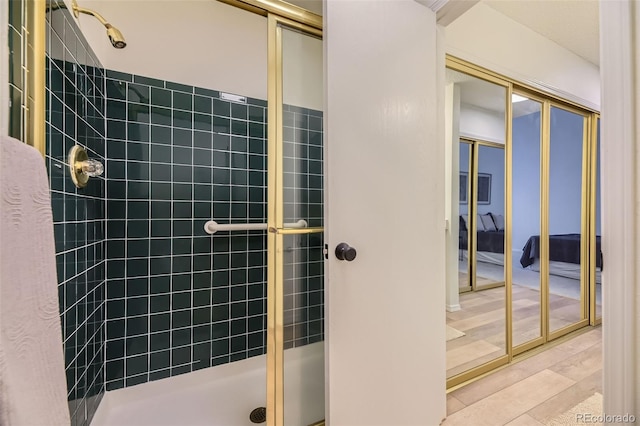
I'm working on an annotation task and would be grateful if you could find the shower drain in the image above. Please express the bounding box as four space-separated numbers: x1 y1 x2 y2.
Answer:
249 407 266 423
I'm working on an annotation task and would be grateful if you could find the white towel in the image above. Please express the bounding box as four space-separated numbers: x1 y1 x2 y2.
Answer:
0 136 70 425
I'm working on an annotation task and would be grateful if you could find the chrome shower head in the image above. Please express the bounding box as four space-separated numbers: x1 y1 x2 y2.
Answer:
72 0 126 49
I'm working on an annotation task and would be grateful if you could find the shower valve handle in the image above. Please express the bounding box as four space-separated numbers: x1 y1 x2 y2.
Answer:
335 243 357 261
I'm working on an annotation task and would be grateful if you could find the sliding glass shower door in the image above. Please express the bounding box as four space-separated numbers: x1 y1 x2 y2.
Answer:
267 15 324 426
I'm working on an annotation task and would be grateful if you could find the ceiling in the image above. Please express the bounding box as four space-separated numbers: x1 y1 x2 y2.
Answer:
285 0 600 66
483 0 600 66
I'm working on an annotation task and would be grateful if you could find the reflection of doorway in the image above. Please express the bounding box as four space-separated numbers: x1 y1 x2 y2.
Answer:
458 138 505 293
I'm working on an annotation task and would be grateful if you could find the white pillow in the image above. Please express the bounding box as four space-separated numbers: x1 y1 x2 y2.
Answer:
492 214 504 231
476 214 486 231
481 214 496 231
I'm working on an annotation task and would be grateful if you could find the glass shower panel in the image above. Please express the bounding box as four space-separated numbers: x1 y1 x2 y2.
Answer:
548 106 587 333
511 97 543 347
459 142 471 292
280 24 324 425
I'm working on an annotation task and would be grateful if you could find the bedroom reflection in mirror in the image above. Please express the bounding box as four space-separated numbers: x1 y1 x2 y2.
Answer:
446 66 507 382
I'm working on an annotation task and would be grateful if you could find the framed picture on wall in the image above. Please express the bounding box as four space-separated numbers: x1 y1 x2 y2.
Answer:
477 173 492 204
460 172 492 204
460 172 468 204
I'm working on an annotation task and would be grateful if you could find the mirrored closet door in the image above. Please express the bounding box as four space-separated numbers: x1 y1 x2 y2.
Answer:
446 65 508 386
447 56 602 388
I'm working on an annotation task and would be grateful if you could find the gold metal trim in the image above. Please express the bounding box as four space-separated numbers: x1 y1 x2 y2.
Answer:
26 0 46 157
512 336 545 357
267 13 323 426
269 227 324 235
590 115 601 323
446 56 510 88
446 355 509 388
505 82 513 360
448 55 599 114
459 140 472 293
548 319 590 341
448 325 598 392
546 104 591 339
266 13 280 426
541 101 550 341
217 0 322 30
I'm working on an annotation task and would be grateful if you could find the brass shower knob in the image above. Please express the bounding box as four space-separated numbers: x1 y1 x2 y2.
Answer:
68 145 103 188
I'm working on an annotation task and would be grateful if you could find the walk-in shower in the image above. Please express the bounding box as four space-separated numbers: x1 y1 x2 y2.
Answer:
13 0 325 424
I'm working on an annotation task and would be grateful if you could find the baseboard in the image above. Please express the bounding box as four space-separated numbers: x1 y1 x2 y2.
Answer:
446 304 461 312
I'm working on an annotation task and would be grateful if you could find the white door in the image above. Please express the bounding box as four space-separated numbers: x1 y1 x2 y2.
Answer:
324 1 446 424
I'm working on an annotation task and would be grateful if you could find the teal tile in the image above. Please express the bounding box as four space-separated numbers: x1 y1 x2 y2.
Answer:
194 95 212 114
173 110 192 129
213 99 230 117
173 92 193 111
151 87 172 107
106 69 132 81
134 75 164 88
151 107 172 126
128 83 149 103
166 81 193 93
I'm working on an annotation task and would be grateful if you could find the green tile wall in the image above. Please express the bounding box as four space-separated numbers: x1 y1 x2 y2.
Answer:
8 0 25 139
104 70 324 390
45 4 107 426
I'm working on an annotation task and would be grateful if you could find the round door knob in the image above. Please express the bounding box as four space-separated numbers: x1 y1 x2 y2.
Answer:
335 243 357 261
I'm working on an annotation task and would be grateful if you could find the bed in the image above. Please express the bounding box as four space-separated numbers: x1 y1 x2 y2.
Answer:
459 214 602 284
459 214 505 266
520 234 602 282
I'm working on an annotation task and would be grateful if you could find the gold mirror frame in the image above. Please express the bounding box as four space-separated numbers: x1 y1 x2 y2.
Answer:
446 56 601 390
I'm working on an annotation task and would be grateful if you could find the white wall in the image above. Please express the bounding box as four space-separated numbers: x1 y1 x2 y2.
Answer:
599 0 640 417
65 1 268 100
460 104 504 144
446 2 600 110
64 0 321 110
283 29 323 111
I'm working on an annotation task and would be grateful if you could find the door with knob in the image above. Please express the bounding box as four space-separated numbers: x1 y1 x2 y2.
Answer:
335 243 356 261
325 1 445 424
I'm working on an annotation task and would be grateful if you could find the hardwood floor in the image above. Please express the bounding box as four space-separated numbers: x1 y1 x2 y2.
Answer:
444 326 602 425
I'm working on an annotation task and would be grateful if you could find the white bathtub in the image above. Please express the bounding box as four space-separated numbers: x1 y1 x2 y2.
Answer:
91 342 325 426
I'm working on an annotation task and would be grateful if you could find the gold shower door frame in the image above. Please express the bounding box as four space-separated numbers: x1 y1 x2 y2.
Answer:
266 11 323 426
446 56 601 389
222 2 324 424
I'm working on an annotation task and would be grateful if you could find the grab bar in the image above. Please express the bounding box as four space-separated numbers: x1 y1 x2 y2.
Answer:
204 219 308 234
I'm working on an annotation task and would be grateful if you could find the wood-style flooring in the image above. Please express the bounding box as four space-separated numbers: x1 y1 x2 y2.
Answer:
444 326 602 425
447 283 592 378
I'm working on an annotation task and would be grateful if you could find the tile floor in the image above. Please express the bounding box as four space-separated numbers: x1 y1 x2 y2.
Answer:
444 326 602 426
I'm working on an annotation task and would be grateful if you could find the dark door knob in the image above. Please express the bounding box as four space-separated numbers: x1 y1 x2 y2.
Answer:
335 243 357 261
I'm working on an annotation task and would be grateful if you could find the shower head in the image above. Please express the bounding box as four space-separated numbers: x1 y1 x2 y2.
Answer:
71 0 126 49
106 25 126 49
